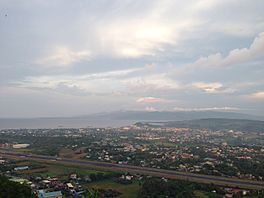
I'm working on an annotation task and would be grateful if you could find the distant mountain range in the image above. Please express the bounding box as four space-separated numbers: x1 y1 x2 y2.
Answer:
136 118 264 133
82 110 264 121
0 110 263 129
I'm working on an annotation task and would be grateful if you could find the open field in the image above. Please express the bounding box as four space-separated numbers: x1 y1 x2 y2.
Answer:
14 160 109 179
84 180 141 198
194 191 222 198
58 147 87 159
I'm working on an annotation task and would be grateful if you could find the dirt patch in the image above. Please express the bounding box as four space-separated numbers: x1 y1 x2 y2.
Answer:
59 147 87 159
20 168 48 174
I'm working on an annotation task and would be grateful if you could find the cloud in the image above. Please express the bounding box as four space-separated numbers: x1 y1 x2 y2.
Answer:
145 63 156 70
17 69 182 98
186 32 264 69
192 82 222 93
123 74 180 91
92 0 219 58
55 83 88 96
249 91 264 99
16 68 141 95
192 82 235 93
1 1 264 117
78 68 142 80
36 47 91 67
136 97 168 104
100 22 176 58
173 107 241 112
145 106 157 112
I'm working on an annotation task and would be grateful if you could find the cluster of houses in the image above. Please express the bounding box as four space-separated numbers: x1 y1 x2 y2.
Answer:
1 159 136 198
84 126 264 182
32 173 85 198
0 143 30 149
6 166 85 198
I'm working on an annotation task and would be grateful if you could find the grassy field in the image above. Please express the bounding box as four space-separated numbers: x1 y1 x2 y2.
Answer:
194 190 222 198
83 180 141 198
15 160 107 179
194 191 209 198
58 147 87 159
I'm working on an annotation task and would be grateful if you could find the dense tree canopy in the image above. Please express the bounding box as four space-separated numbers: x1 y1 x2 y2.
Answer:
138 178 195 198
0 176 36 198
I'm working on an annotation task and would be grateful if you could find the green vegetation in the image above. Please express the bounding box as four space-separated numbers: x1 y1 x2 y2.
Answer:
138 178 227 198
138 178 195 197
0 176 36 198
165 118 264 133
84 180 141 198
15 160 110 179
82 189 99 198
1 122 264 197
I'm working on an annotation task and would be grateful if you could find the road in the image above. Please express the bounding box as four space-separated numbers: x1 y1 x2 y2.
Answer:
1 150 264 190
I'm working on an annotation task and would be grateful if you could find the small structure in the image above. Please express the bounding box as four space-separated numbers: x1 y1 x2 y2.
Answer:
0 159 6 164
38 190 62 198
12 144 30 149
223 194 233 198
9 177 29 184
69 173 77 180
40 180 51 188
66 183 74 189
14 166 29 171
49 178 59 186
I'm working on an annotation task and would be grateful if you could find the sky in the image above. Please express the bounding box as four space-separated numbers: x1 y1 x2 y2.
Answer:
0 0 264 118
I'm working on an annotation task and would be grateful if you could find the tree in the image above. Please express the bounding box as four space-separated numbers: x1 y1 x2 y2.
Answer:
0 176 36 198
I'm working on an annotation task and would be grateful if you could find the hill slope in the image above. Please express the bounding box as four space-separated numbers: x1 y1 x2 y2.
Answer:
138 118 264 133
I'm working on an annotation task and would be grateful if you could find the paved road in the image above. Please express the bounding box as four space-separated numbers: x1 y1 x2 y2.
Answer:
1 150 264 190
